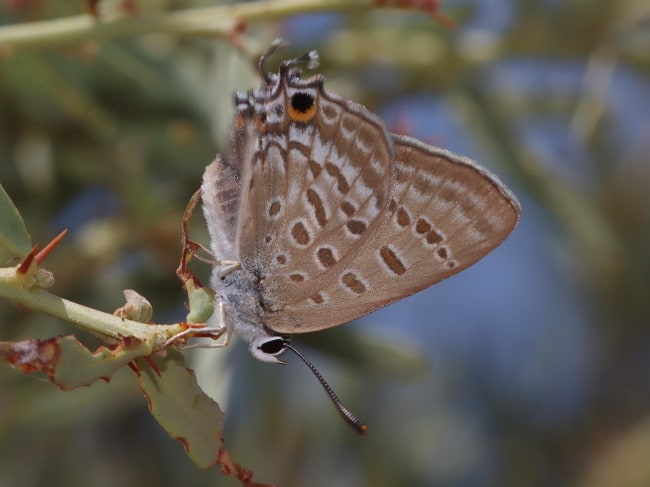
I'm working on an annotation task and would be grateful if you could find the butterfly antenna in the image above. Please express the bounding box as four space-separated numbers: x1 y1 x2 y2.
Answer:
259 38 288 82
291 49 319 70
284 343 368 435
259 39 320 82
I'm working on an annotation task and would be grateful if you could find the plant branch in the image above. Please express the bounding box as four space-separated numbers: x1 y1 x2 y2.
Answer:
0 0 372 51
0 266 184 349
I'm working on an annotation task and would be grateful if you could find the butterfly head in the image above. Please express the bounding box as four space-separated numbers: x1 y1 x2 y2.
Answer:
249 335 289 364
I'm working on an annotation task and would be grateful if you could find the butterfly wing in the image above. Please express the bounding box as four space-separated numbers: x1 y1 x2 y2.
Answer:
265 134 521 333
201 106 263 263
201 155 242 262
236 74 395 308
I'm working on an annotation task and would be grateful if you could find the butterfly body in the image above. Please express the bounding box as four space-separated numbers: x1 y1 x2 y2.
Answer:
201 43 521 365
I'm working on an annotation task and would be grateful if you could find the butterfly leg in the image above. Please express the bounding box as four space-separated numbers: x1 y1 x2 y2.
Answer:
164 301 233 350
216 260 240 279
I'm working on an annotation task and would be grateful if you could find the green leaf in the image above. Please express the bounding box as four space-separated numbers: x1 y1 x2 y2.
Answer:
0 335 152 389
114 289 153 323
0 183 32 258
135 349 224 469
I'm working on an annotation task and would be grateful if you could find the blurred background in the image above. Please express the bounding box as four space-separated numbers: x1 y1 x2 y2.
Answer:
1 1 649 486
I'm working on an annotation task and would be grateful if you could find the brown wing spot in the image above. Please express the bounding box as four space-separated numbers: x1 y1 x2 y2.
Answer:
388 198 397 213
309 292 325 305
289 273 305 282
342 272 366 294
413 175 429 195
357 125 375 152
276 255 287 265
322 104 337 121
380 245 407 276
396 206 411 227
459 195 477 216
268 201 281 218
416 217 431 234
439 185 457 203
306 189 328 227
341 114 357 134
447 261 456 269
291 221 310 246
426 229 443 245
316 247 337 268
437 247 449 259
346 219 367 236
265 235 273 244
309 160 322 178
325 163 350 194
340 201 355 216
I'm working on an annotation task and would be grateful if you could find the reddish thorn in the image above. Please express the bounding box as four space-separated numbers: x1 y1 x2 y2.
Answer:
145 356 161 377
35 229 68 265
128 360 141 374
17 244 39 275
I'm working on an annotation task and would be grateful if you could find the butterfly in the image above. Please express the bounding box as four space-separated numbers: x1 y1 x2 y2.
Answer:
200 40 521 433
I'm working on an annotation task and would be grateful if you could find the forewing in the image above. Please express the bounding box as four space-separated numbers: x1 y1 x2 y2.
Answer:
266 134 521 333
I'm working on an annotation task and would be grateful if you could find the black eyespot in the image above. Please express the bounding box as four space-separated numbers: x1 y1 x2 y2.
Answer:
291 92 314 113
259 337 286 355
